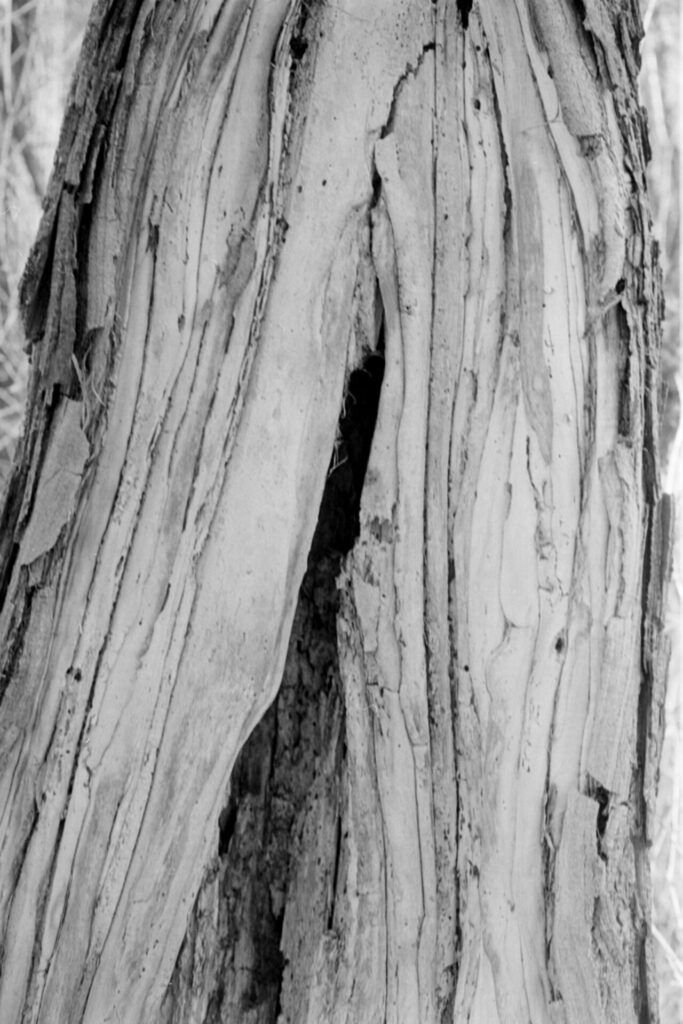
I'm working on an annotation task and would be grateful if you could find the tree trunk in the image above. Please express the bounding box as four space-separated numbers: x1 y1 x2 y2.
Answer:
0 1 670 1022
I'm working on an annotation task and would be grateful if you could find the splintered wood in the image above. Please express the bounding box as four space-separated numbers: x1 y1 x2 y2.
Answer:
0 0 667 1022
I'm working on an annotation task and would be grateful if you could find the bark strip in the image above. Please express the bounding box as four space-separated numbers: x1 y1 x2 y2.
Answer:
0 0 667 1022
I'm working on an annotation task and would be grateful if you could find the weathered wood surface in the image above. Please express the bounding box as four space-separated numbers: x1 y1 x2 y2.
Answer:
0 0 668 1022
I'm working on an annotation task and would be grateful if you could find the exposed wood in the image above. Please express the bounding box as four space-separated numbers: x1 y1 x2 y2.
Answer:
0 0 668 1022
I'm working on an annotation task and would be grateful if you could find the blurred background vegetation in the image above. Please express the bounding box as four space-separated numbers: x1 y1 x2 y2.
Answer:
0 0 680 1019
0 0 90 479
640 3 682 1020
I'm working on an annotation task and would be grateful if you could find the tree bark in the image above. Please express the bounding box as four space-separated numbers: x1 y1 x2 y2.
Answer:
0 1 670 1022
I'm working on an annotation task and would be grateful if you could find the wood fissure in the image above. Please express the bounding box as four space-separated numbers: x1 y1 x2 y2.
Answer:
160 267 385 1024
0 0 667 1022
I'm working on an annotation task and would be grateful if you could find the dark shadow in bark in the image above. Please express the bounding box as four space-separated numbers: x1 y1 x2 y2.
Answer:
456 0 472 30
160 337 384 1023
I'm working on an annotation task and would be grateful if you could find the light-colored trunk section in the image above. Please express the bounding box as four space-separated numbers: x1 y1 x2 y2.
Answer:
0 1 669 1023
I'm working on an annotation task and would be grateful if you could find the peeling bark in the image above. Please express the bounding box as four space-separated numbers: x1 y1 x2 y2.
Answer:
0 1 669 1023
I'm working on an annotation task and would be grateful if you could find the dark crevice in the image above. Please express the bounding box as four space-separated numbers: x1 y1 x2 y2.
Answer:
289 0 314 67
289 32 308 62
217 795 238 857
636 914 653 1024
457 0 473 30
21 207 58 345
309 336 385 564
0 536 20 629
97 0 140 71
586 776 611 861
616 306 632 438
71 213 97 399
165 291 385 1022
371 165 382 209
327 816 343 931
637 491 673 849
380 42 436 140
488 64 512 257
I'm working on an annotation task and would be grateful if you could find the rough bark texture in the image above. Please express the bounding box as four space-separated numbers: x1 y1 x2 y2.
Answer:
0 1 669 1023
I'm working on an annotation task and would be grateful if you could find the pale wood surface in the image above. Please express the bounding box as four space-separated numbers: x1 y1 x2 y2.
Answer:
0 1 668 1021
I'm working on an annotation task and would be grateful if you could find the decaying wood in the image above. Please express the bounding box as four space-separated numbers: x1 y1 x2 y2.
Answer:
0 0 668 1022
